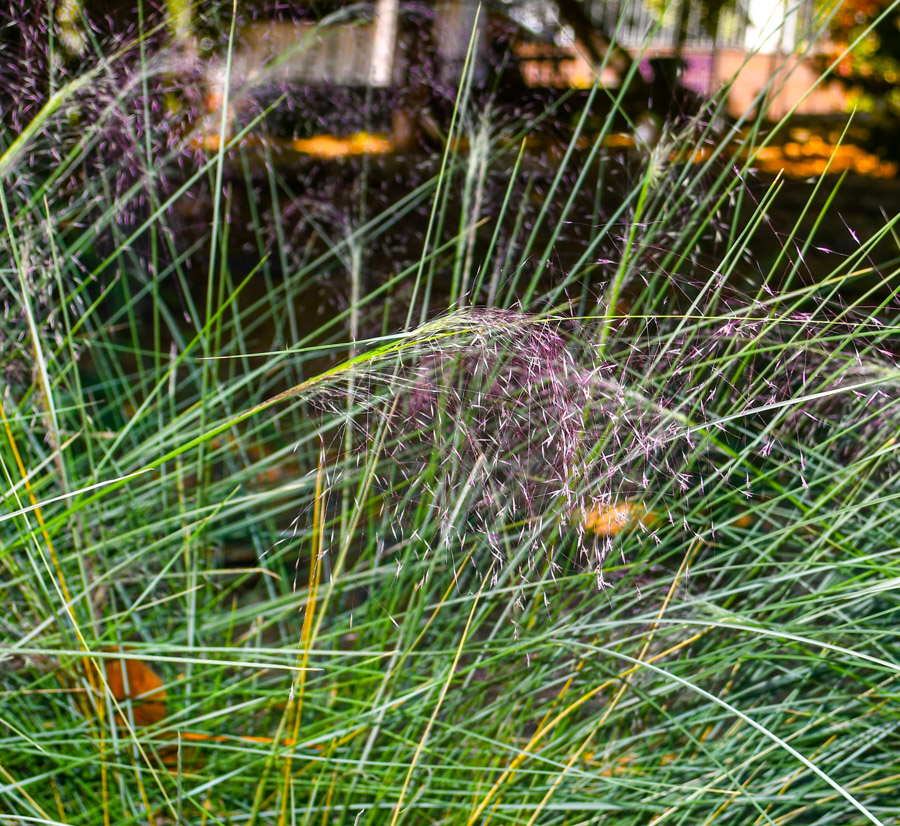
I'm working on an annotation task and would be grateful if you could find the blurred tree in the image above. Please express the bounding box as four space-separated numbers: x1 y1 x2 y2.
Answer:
550 0 637 76
823 0 900 99
817 0 900 157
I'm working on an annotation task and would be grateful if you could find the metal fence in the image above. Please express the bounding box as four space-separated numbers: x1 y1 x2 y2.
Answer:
589 0 751 50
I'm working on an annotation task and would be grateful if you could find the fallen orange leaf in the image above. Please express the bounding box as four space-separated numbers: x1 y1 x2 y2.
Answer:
581 502 656 537
291 132 393 157
104 651 167 727
729 512 754 529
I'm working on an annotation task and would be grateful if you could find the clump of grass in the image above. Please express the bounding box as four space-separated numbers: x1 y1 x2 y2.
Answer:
2 2 900 825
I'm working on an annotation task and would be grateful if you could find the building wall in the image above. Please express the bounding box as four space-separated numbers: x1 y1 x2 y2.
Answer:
517 45 848 119
713 49 848 118
210 3 848 123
